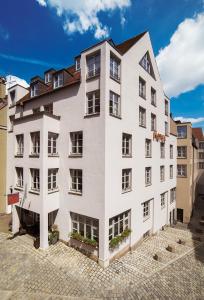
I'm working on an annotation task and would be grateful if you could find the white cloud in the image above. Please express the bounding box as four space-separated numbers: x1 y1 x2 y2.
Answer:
174 116 204 124
6 75 29 91
36 0 131 39
156 13 204 98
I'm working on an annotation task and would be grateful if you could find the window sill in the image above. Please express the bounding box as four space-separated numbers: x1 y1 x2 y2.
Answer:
29 154 40 158
177 175 187 178
145 156 152 158
165 113 169 116
122 155 132 158
29 189 40 195
177 157 187 159
8 130 13 133
145 183 152 187
109 113 122 120
110 75 120 84
139 125 146 128
14 186 23 191
15 154 23 158
84 113 100 119
139 94 146 100
151 103 157 107
143 216 150 222
160 180 165 182
161 206 165 210
122 189 132 194
68 191 82 196
48 154 59 157
86 74 100 81
48 188 59 194
68 154 83 158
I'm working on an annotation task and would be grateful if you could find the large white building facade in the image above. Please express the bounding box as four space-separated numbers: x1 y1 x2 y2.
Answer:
7 32 177 267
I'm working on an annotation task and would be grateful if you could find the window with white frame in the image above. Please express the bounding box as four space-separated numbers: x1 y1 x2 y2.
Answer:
170 188 176 203
75 57 80 71
170 165 173 179
170 144 173 159
177 126 187 138
30 168 40 191
48 169 58 191
53 73 63 89
145 167 152 186
87 53 100 78
31 83 39 97
177 165 187 177
145 139 152 157
109 210 130 241
48 132 58 155
165 100 169 115
140 53 154 76
16 134 24 156
16 167 23 188
110 54 120 81
122 133 132 156
122 169 132 192
165 121 169 136
70 131 83 156
44 103 53 114
151 113 156 131
110 91 121 117
139 106 146 127
45 72 52 84
86 90 100 115
143 200 151 220
71 212 99 242
70 169 82 194
151 88 156 106
160 142 165 158
199 162 204 169
177 146 187 158
139 77 146 99
31 132 40 155
199 142 204 149
161 193 166 209
160 166 165 181
199 152 204 159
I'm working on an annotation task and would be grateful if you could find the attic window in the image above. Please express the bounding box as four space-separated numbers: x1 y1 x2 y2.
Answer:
53 73 63 89
31 83 39 98
75 57 80 71
45 73 52 84
139 52 155 79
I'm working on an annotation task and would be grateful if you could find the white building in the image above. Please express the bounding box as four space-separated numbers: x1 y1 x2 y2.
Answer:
7 32 177 267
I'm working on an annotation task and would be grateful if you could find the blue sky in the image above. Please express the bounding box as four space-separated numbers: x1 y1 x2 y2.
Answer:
0 0 204 129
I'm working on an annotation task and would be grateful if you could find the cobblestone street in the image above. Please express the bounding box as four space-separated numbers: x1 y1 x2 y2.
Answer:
0 218 204 300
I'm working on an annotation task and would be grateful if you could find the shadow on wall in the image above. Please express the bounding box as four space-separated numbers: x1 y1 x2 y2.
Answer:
188 171 204 263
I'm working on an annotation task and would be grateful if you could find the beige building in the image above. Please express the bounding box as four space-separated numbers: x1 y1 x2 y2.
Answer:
0 76 7 213
175 121 199 223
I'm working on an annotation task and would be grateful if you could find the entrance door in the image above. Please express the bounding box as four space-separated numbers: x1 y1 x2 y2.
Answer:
177 208 183 223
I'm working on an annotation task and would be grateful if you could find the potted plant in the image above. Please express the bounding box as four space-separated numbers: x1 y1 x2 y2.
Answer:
48 224 59 245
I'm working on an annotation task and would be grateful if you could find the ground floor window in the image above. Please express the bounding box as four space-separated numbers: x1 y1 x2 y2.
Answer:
109 210 130 241
70 212 99 242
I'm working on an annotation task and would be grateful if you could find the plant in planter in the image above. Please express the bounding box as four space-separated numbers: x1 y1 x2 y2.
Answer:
109 228 132 249
48 224 59 245
70 232 98 247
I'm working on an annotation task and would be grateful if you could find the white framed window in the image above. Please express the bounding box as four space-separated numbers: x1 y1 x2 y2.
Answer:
110 55 120 81
145 139 152 157
165 100 169 115
143 200 151 220
86 90 100 115
48 132 58 155
70 169 82 194
170 145 173 159
199 142 204 149
199 162 204 169
71 212 99 242
31 83 39 97
16 167 23 188
48 169 58 191
110 91 121 117
161 193 166 209
145 167 152 186
177 126 187 138
160 166 165 182
165 121 169 136
122 169 132 192
75 57 80 71
139 106 146 127
87 53 100 78
170 165 173 179
139 77 146 99
122 133 132 157
151 88 156 106
53 73 63 89
30 168 40 191
70 131 83 156
16 134 24 156
31 132 40 155
177 165 187 177
44 103 53 114
170 188 176 203
160 142 165 158
140 53 151 74
151 113 156 131
177 146 187 158
45 72 52 84
199 152 204 159
109 210 130 241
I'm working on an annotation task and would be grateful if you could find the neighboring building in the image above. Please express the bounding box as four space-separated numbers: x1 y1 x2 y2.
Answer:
7 32 177 267
192 128 204 171
0 76 8 213
175 121 199 223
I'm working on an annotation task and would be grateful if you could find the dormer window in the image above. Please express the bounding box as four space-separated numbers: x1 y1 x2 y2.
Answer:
75 57 80 71
53 73 63 89
31 83 39 97
45 72 52 84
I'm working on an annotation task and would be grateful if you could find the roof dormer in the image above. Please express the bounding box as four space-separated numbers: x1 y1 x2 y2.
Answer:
44 68 55 84
30 76 47 98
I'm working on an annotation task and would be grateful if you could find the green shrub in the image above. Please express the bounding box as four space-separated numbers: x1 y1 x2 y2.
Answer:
83 237 98 247
109 228 131 249
121 228 131 238
70 232 98 247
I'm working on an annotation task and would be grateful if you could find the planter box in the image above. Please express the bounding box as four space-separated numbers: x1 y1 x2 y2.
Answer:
69 238 98 259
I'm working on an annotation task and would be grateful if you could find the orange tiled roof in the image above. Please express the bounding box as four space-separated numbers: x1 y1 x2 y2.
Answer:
192 128 204 141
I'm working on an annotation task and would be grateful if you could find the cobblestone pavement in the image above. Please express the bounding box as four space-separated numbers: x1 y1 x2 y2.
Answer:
0 195 204 300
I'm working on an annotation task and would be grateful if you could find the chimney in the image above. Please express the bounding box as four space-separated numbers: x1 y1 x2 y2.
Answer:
0 76 6 99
